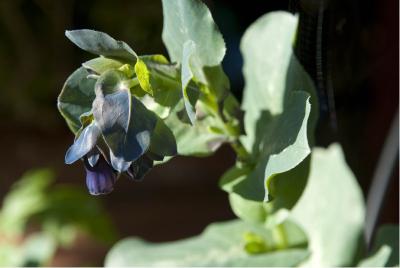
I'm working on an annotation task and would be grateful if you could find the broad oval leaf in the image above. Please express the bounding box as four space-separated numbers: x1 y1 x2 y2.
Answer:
65 29 137 62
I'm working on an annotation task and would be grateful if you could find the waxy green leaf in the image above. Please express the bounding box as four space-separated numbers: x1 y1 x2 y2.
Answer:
231 12 317 202
291 144 365 266
105 220 309 267
161 0 225 83
65 29 137 62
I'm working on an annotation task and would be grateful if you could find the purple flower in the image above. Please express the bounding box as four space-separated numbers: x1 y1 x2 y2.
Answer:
84 155 117 195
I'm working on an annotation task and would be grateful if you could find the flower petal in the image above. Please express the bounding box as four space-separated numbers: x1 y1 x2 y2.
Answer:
65 122 101 164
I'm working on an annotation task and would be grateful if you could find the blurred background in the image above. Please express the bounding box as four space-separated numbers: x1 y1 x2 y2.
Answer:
0 0 398 266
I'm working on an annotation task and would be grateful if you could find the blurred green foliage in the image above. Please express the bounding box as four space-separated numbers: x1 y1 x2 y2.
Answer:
0 168 117 266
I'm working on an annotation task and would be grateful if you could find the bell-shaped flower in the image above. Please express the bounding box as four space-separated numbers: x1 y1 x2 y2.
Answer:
84 154 117 195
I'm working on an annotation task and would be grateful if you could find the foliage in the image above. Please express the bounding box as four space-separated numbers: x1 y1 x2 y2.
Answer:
0 169 116 266
56 0 399 266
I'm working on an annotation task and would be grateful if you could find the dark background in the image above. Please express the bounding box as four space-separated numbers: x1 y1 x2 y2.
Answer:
0 0 398 265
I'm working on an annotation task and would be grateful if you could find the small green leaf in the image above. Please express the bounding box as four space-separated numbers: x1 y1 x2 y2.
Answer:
65 29 137 62
135 58 153 95
57 67 96 133
105 220 309 267
82 57 124 74
358 225 399 267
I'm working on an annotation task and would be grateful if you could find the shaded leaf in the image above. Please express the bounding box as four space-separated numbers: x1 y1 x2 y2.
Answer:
57 67 96 133
65 29 137 62
232 91 311 201
149 118 177 157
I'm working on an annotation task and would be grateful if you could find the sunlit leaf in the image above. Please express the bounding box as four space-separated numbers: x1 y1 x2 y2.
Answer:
234 11 317 202
181 40 198 124
135 58 154 95
290 144 365 266
161 0 225 83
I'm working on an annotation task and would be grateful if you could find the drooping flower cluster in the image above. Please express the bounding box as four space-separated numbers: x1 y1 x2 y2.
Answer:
58 30 178 195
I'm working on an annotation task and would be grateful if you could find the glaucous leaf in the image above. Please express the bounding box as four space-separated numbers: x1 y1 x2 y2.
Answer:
241 12 317 151
105 220 309 267
65 29 137 62
57 67 96 133
290 144 365 266
161 0 225 83
235 11 317 202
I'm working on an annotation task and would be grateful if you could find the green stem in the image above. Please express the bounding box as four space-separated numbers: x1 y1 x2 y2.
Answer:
272 223 288 250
